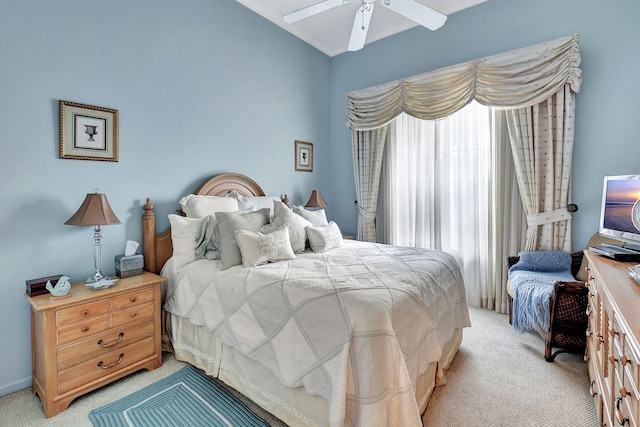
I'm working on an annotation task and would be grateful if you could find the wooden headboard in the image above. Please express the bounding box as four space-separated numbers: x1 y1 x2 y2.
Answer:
142 173 266 274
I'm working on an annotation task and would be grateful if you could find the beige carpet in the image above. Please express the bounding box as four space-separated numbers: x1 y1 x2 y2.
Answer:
1 306 597 426
422 306 598 426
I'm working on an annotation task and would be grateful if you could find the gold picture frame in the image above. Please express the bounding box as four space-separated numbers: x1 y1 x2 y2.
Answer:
295 140 313 172
59 100 119 162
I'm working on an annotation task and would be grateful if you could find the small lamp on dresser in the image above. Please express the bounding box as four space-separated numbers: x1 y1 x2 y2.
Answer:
305 189 327 210
64 192 121 284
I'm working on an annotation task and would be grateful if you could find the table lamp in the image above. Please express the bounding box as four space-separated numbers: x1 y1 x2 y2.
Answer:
305 189 327 209
65 193 121 283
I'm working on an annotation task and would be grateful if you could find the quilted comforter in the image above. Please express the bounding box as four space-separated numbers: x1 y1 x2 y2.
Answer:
164 240 470 427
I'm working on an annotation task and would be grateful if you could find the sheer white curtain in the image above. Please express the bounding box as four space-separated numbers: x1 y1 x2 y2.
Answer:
381 103 525 310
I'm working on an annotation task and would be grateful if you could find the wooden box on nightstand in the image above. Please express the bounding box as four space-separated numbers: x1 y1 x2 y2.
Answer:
25 271 164 418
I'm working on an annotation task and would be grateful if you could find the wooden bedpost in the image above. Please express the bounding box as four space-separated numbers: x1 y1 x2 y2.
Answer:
143 198 157 273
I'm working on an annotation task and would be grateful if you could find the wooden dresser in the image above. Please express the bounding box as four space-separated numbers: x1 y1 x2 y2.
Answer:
585 250 640 426
25 272 164 418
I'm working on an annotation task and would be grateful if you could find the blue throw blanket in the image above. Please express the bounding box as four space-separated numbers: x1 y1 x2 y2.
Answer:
509 251 575 334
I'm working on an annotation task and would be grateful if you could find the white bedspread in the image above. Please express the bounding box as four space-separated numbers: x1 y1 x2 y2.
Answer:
164 240 470 427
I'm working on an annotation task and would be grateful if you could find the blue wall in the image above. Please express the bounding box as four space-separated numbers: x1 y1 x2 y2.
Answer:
2 0 640 400
0 0 330 396
326 0 640 252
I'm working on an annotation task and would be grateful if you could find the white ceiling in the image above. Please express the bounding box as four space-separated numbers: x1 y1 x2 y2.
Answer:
234 0 488 57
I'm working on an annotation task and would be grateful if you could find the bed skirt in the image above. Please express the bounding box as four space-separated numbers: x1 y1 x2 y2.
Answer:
166 312 463 427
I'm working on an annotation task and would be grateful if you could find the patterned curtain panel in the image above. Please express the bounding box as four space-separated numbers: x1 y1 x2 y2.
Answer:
352 126 388 241
506 85 576 252
346 35 582 130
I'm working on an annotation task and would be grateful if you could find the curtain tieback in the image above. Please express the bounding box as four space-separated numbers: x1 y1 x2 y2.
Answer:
354 201 376 220
526 208 572 227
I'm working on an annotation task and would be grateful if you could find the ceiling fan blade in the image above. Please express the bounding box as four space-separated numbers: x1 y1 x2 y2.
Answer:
348 1 375 51
381 0 447 31
284 0 353 24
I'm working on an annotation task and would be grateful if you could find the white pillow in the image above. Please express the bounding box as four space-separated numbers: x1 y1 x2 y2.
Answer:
293 206 329 227
260 201 312 253
216 209 271 269
168 214 203 272
235 226 296 267
238 196 280 217
306 221 343 253
179 194 239 218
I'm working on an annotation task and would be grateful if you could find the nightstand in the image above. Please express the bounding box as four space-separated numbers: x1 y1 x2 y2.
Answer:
25 271 164 418
342 233 355 240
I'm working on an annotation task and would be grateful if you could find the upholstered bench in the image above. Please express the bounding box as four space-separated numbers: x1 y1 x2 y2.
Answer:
505 251 588 362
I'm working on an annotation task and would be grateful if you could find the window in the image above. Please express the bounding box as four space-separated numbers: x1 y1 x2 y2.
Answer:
379 102 524 308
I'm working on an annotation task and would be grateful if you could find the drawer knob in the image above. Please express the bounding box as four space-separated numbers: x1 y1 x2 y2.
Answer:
82 326 90 333
130 297 137 303
610 355 618 365
97 332 124 348
621 387 630 399
621 355 630 366
589 381 597 397
82 310 89 316
98 353 124 369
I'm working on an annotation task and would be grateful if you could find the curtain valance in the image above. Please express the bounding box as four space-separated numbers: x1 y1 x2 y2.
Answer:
346 35 582 131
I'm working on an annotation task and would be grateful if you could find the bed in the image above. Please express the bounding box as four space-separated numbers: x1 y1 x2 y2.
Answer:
142 172 471 427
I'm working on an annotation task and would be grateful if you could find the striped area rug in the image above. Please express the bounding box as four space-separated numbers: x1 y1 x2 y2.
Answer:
89 365 269 427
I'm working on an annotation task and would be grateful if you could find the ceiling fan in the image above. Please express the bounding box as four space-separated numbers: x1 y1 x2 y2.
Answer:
283 0 447 52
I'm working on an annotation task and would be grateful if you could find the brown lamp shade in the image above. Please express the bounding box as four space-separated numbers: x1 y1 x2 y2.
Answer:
64 193 121 226
305 189 328 208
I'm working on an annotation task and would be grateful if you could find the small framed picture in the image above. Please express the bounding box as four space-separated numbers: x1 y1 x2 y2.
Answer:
295 140 313 172
59 101 118 161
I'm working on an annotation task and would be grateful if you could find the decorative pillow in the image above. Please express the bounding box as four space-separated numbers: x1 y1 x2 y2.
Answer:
239 196 281 217
260 201 312 253
293 205 329 227
306 221 343 253
194 215 221 260
235 226 296 267
179 194 239 218
168 214 203 272
216 208 270 269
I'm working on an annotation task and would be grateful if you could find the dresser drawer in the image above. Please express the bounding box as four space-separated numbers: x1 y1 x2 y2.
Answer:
57 315 110 346
58 336 155 394
111 288 154 311
112 302 154 328
56 300 110 326
615 369 638 427
58 321 155 370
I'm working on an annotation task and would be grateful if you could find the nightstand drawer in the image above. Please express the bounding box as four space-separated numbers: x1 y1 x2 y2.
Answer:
112 302 154 328
58 336 155 394
111 288 154 311
58 321 155 370
56 300 110 326
57 315 110 346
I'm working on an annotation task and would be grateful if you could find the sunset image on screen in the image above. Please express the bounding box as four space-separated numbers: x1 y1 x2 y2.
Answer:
604 179 640 233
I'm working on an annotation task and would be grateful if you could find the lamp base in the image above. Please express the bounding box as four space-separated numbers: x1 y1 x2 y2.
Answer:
86 273 110 284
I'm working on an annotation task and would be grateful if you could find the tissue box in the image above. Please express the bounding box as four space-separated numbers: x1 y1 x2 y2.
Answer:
114 254 144 278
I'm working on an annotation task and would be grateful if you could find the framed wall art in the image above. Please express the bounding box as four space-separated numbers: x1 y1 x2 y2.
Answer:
294 140 313 172
59 101 119 161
